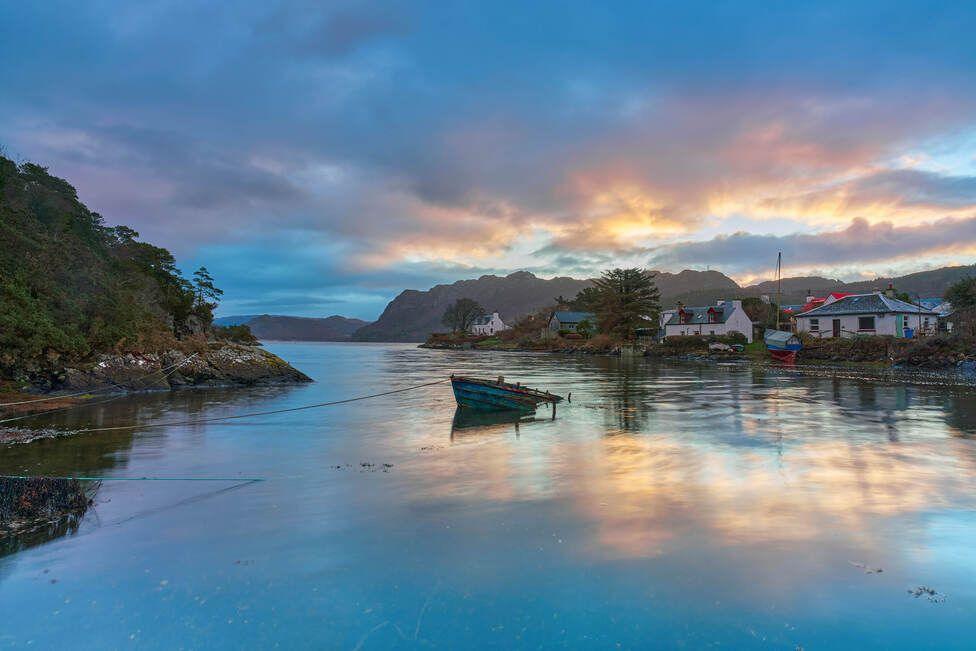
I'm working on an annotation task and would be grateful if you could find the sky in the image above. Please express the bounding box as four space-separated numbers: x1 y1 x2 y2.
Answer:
2 1 976 319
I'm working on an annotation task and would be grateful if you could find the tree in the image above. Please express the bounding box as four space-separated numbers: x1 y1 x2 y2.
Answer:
741 297 786 329
192 266 223 307
570 286 602 312
946 277 976 336
189 266 223 326
946 276 976 310
591 268 661 340
576 318 593 338
441 298 485 334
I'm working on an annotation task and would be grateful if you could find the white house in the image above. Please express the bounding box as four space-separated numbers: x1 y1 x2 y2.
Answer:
470 311 509 336
795 293 938 338
662 299 754 343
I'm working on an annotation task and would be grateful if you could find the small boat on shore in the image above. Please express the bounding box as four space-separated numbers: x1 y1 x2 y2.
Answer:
450 375 563 413
764 329 802 364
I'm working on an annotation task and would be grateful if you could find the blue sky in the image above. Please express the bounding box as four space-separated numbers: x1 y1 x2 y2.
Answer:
3 1 976 319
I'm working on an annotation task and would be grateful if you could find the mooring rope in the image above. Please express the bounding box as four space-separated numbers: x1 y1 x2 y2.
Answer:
0 392 131 425
0 355 201 424
60 378 451 433
0 475 264 482
0 353 200 408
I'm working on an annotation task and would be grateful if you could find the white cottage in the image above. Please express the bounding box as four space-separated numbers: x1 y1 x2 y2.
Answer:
662 299 754 343
470 311 509 336
795 293 938 338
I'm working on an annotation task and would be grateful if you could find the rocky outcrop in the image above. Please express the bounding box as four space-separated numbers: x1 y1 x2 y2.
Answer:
56 343 312 391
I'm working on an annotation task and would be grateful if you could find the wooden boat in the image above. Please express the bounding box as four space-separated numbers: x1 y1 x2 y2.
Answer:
450 375 563 412
764 329 801 364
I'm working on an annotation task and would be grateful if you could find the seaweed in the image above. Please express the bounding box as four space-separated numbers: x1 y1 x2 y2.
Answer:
0 476 98 539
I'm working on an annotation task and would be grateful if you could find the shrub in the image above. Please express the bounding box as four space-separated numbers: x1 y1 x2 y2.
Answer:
213 324 260 345
724 331 748 344
582 334 615 351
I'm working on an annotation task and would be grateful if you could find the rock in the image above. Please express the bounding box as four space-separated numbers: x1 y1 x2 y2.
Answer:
52 343 311 391
957 360 976 380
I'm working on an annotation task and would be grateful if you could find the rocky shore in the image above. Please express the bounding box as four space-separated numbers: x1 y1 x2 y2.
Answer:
1 343 312 445
421 333 976 388
13 342 312 394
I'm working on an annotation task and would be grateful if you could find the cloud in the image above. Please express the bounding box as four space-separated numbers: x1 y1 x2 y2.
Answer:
259 2 408 58
648 216 976 275
4 1 976 316
763 168 976 214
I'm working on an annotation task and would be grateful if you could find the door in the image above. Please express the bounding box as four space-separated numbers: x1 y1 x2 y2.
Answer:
832 319 841 337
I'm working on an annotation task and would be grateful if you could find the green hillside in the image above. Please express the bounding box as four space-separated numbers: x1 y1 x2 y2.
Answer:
0 156 214 376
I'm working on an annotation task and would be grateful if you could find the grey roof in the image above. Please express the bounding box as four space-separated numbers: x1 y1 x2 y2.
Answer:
551 311 596 324
664 305 733 326
796 293 938 317
764 329 800 345
472 314 494 325
917 297 953 315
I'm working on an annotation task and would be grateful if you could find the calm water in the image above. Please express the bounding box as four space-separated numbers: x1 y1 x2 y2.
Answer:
2 342 976 649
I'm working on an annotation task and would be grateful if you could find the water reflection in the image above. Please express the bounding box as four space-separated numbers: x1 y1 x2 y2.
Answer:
412 358 976 567
450 408 528 439
2 344 976 649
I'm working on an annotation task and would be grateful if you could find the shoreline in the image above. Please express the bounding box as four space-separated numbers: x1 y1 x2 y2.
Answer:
420 341 976 389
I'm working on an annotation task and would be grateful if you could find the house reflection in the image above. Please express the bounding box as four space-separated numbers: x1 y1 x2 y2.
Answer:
412 366 976 566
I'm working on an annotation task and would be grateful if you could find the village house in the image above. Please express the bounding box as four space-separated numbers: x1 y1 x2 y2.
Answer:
794 292 938 338
547 311 597 335
917 297 954 332
661 299 754 342
470 311 509 336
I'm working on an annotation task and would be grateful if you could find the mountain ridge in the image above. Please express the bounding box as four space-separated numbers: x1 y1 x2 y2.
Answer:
214 314 369 341
351 265 974 342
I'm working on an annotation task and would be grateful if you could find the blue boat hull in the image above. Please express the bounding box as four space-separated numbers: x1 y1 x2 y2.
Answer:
451 378 558 412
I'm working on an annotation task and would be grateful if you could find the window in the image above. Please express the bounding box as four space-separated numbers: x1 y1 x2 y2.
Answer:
809 318 819 332
858 316 875 331
709 330 715 335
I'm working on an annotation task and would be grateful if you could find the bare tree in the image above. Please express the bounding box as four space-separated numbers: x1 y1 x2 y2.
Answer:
441 298 486 333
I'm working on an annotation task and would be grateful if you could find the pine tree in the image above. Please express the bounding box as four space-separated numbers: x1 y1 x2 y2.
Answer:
592 268 660 340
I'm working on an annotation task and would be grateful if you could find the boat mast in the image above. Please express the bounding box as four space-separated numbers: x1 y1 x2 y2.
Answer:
775 251 782 330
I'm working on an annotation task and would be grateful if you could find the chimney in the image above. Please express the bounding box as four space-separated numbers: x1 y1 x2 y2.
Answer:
884 283 895 298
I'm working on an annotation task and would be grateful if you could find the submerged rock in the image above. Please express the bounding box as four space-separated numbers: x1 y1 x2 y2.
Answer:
0 477 97 541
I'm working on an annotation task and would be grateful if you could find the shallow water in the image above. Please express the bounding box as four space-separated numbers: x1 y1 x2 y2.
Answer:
2 342 976 649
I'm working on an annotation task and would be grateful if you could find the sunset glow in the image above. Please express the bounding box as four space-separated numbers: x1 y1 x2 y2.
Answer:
2 2 975 317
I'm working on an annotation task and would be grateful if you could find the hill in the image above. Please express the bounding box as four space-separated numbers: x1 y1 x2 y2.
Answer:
352 271 593 342
352 269 740 342
743 265 976 304
0 155 310 389
219 315 369 341
213 315 260 327
0 156 213 376
352 265 972 342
